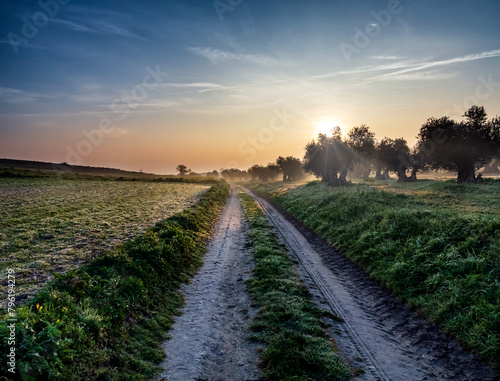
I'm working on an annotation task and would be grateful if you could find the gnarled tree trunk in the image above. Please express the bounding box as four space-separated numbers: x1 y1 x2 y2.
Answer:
375 168 386 180
339 165 348 183
410 167 418 182
397 168 408 182
457 164 476 184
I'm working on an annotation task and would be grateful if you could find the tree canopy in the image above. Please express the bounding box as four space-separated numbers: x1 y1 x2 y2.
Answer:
417 106 500 183
346 125 376 179
375 137 411 182
303 128 356 184
276 156 304 181
247 164 280 182
176 164 190 176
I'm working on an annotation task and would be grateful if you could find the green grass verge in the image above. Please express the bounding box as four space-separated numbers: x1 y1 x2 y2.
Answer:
239 191 351 381
253 179 500 368
0 181 230 380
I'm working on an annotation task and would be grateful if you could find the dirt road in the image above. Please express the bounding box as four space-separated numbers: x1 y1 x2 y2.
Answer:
158 186 498 381
245 187 498 381
158 187 262 381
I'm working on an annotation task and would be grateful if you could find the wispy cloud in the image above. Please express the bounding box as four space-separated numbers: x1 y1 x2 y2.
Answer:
369 55 406 60
8 109 159 119
108 127 131 138
376 49 500 81
188 47 279 66
51 17 146 40
0 39 45 50
89 19 146 40
381 70 457 81
139 100 185 108
312 61 420 79
51 18 92 32
315 49 500 83
0 87 60 103
165 83 225 89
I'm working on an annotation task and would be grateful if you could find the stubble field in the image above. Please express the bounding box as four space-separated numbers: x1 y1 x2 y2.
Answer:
0 178 209 306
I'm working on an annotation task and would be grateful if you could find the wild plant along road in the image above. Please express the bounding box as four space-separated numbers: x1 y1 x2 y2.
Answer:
159 186 498 381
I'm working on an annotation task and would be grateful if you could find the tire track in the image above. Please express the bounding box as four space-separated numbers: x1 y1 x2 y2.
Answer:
244 187 499 381
157 187 262 381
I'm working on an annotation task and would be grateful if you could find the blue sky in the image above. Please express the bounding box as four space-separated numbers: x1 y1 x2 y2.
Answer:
1 0 499 173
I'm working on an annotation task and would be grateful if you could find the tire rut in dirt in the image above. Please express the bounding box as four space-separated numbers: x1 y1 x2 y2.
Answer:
245 188 498 381
157 188 263 381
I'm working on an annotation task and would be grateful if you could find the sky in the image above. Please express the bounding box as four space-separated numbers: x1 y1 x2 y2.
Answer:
0 0 499 174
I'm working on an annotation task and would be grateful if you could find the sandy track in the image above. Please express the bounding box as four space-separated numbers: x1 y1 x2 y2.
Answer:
157 187 262 381
244 187 498 381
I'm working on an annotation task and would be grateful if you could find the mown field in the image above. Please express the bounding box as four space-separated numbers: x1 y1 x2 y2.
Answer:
0 178 210 307
253 179 500 368
0 178 229 380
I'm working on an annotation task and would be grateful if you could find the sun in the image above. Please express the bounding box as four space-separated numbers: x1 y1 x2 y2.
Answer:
315 119 342 137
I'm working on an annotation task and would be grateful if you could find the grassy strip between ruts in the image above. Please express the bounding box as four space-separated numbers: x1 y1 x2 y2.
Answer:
0 180 230 380
253 180 500 369
239 191 351 381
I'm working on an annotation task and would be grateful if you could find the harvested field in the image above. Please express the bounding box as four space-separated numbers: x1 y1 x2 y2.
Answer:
0 178 209 306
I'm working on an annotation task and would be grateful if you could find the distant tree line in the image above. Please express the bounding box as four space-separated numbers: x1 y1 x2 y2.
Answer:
216 156 306 183
181 105 499 185
175 165 219 178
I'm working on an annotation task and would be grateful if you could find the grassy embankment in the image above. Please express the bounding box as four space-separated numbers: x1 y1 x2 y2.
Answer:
0 165 218 183
239 191 351 381
0 177 211 302
253 179 500 368
0 180 230 380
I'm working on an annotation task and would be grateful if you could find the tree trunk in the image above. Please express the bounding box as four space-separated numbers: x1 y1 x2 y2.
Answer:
361 164 372 179
457 165 476 183
323 168 339 185
410 167 418 182
397 168 408 182
328 171 338 185
339 165 348 183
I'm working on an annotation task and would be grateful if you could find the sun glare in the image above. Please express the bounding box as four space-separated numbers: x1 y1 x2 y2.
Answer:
315 119 342 137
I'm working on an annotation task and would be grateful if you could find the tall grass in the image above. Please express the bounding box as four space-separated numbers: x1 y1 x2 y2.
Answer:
239 192 351 380
254 180 500 368
0 181 229 380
